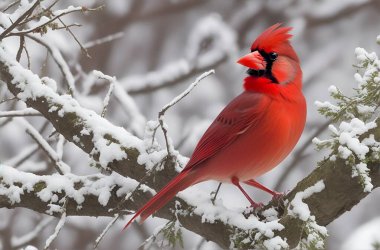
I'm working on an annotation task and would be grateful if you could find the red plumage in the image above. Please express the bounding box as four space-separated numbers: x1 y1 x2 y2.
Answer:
124 23 306 229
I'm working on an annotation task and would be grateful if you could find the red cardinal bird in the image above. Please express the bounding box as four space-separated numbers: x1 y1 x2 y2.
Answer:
125 23 306 229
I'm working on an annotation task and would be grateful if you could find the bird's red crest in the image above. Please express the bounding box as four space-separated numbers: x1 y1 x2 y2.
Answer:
251 23 293 52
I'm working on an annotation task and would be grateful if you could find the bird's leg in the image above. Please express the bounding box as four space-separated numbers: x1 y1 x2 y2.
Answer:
231 177 262 208
244 179 284 200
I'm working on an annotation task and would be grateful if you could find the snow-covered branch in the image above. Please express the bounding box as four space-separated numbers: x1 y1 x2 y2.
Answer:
1 45 380 247
0 164 152 217
1 2 379 248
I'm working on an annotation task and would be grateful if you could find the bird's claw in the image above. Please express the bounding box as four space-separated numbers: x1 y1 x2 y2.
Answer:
272 191 286 201
271 190 289 209
243 203 264 218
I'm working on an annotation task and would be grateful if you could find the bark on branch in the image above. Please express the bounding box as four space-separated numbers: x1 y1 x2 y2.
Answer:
1 51 379 248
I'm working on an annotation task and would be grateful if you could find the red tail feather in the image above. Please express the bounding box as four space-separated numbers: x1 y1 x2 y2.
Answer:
123 168 197 230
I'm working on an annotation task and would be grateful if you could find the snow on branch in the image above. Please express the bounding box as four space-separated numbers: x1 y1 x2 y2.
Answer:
0 108 40 117
1 51 379 247
1 15 380 247
313 42 380 193
0 43 146 173
0 164 153 216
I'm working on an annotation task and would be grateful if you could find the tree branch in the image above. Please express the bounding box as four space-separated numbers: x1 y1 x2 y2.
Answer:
1 46 379 248
0 164 152 217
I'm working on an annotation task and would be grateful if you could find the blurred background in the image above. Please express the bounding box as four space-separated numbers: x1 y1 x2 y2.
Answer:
1 0 380 249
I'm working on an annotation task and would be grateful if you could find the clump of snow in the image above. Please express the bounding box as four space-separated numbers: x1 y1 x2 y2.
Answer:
262 207 279 222
288 181 325 221
52 6 82 16
288 181 328 249
314 100 339 113
338 118 376 160
327 85 338 94
179 186 288 249
0 164 153 209
357 104 375 115
137 120 168 171
352 163 373 192
314 117 376 193
0 44 147 170
24 246 38 250
0 0 38 31
314 55 379 193
263 236 288 250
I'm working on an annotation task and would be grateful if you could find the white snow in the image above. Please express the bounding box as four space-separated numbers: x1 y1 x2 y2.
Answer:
314 100 339 113
263 236 288 250
24 246 38 250
0 108 40 117
44 212 66 250
52 6 83 16
352 163 373 192
179 186 288 249
338 118 376 160
0 44 147 170
0 164 153 208
288 181 328 249
288 180 325 221
327 85 338 95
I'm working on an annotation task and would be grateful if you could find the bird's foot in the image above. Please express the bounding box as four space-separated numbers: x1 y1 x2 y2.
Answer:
272 191 286 201
243 203 264 218
271 190 289 209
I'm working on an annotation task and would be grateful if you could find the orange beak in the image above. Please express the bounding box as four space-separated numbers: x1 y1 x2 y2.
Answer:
237 51 266 70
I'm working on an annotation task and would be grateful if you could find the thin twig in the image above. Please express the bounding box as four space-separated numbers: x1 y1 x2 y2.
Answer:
94 214 120 249
44 199 67 250
211 182 222 205
19 0 60 25
0 0 39 40
19 118 70 174
0 108 40 117
159 70 215 115
9 6 99 37
92 70 116 117
23 42 31 69
101 80 115 118
16 35 24 62
25 34 76 96
2 0 21 13
5 144 39 167
11 217 54 248
57 16 90 58
0 96 17 104
84 32 124 49
157 70 214 155
53 23 82 30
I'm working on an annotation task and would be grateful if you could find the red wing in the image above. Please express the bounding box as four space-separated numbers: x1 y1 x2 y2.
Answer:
185 92 268 170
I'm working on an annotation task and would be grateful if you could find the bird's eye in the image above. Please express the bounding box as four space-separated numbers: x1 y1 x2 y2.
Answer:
269 52 278 61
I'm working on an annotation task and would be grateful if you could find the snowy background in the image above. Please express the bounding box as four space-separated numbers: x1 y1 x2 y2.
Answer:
0 0 380 249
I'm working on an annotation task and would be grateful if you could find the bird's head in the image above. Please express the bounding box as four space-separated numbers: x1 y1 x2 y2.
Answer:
237 24 301 92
